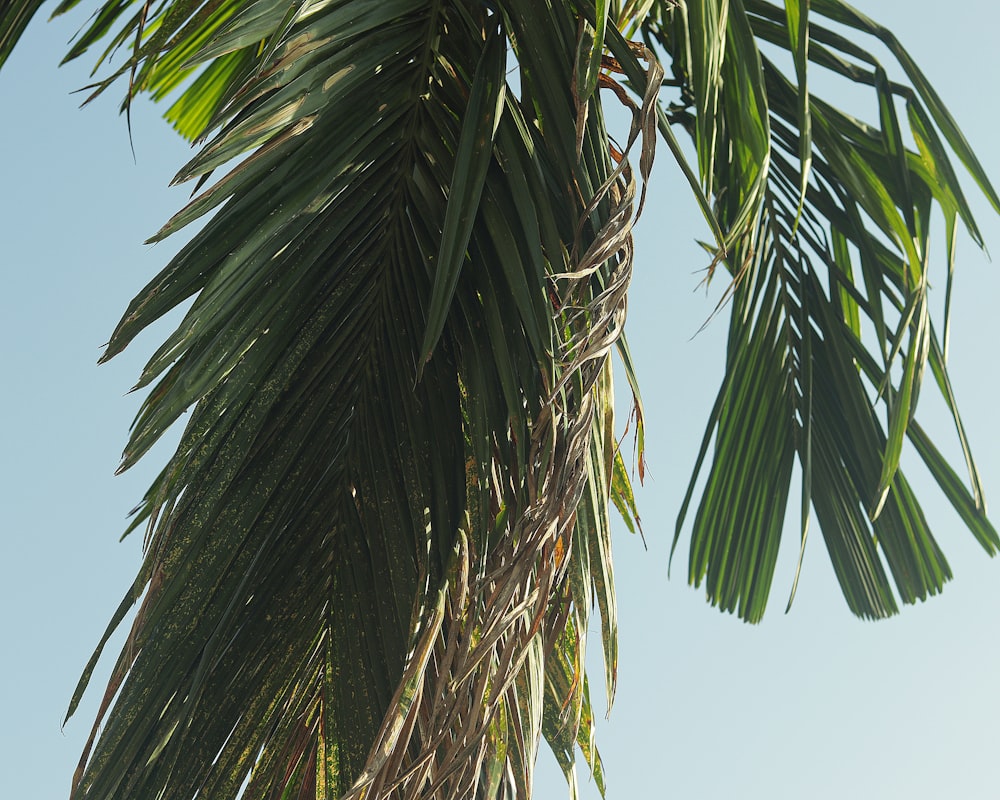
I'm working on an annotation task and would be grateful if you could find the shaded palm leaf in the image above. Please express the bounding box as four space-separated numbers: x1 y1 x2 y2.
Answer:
3 0 653 798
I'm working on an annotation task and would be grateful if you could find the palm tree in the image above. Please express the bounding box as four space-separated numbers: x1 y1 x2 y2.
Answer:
2 1 997 798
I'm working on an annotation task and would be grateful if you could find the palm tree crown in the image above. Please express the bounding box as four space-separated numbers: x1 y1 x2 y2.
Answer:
2 1 996 798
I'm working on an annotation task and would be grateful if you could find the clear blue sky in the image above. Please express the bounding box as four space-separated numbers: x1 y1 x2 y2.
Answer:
2 3 999 798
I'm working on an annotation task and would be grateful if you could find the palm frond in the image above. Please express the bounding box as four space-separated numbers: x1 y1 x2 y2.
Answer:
643 0 999 621
11 0 656 798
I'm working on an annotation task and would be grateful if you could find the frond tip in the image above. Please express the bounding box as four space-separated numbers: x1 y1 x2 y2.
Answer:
661 0 1000 622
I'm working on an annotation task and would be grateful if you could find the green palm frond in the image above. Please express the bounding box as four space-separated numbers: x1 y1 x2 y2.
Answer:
642 0 999 621
7 1 652 798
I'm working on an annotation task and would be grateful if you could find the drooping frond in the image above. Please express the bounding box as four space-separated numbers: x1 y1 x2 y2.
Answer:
642 0 1000 621
5 1 651 799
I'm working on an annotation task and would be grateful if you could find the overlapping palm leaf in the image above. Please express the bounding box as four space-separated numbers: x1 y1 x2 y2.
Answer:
0 0 658 798
639 0 1000 621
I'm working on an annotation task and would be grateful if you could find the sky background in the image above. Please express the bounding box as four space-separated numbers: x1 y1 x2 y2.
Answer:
2 2 999 798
